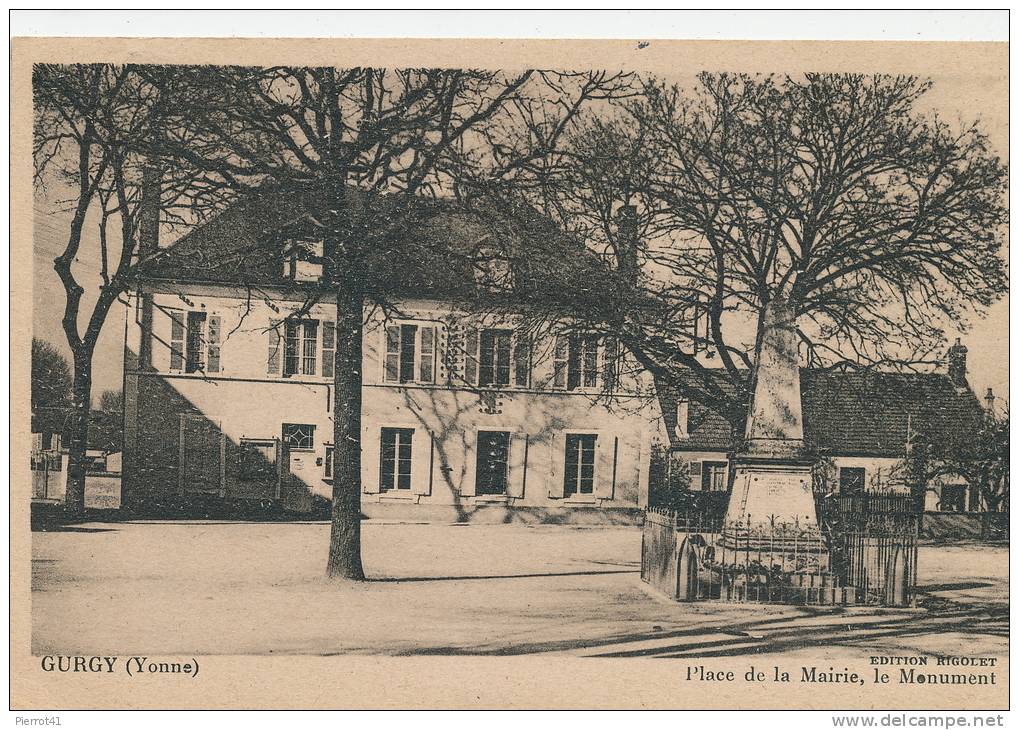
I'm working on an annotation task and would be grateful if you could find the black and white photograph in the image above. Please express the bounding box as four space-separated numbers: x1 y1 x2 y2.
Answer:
10 11 1010 715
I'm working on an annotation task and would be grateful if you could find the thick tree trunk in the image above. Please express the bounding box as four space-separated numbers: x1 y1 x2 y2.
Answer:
326 281 367 580
64 351 93 516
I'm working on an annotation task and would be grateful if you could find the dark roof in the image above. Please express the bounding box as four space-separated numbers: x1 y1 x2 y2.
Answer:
667 369 985 458
141 183 594 303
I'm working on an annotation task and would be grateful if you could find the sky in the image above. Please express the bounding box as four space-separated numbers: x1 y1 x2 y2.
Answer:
32 63 1009 405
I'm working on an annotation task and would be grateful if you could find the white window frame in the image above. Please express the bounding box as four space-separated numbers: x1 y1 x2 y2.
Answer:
562 430 599 499
554 333 604 392
381 320 438 385
379 425 415 492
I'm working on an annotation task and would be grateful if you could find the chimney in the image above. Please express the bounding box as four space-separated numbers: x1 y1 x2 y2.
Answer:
136 157 161 371
615 204 638 286
947 338 968 388
984 387 996 413
139 158 162 258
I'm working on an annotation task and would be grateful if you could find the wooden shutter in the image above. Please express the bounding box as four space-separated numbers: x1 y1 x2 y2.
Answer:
602 337 618 392
595 433 616 500
361 425 381 494
460 432 477 497
444 323 462 384
168 309 185 370
322 320 335 378
463 327 479 386
553 336 567 388
267 326 281 375
207 315 222 373
614 432 642 505
547 432 565 498
513 333 530 387
507 432 528 498
411 428 433 495
419 326 436 383
383 325 400 383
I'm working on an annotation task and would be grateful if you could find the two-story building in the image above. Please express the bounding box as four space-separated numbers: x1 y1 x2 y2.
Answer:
122 189 663 522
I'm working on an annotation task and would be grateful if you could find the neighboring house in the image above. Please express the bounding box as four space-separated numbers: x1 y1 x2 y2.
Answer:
122 189 661 520
658 344 992 513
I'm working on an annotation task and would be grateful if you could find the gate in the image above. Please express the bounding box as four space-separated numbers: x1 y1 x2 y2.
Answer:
232 437 282 502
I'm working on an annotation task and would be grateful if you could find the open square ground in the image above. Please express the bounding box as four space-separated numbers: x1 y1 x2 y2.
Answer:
31 521 1007 660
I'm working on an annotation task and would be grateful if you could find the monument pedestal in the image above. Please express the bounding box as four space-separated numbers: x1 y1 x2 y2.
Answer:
719 456 829 570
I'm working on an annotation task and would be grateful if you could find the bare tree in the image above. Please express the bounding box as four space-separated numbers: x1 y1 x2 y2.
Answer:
33 64 215 515
513 73 1008 433
146 65 632 579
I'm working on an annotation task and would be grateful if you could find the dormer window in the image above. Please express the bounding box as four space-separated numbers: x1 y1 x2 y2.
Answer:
283 238 324 282
472 242 514 292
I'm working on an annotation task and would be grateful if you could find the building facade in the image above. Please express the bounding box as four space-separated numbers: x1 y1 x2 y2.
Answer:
121 194 664 521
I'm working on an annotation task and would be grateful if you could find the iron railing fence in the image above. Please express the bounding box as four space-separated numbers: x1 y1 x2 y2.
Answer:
642 503 919 607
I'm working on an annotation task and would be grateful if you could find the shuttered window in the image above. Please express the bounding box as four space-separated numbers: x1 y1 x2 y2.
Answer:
556 334 601 390
701 461 728 491
479 329 512 387
382 323 437 384
284 319 318 377
475 431 510 495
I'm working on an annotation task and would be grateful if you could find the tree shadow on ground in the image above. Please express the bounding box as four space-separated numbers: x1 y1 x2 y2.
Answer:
397 590 1007 658
371 568 639 583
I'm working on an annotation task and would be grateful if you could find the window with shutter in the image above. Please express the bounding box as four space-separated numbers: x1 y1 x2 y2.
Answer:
283 318 319 376
479 329 512 387
556 334 601 390
701 461 729 491
382 322 439 385
475 431 510 495
207 315 221 373
321 321 335 378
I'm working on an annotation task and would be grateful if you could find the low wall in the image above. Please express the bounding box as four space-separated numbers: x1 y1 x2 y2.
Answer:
921 512 1008 542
